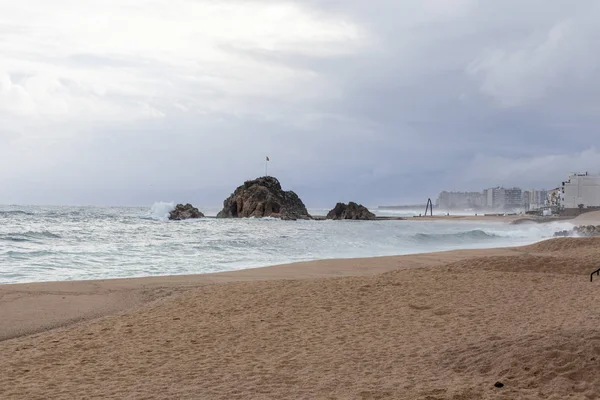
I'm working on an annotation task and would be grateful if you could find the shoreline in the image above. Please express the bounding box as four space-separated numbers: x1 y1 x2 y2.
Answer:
0 246 521 342
2 211 600 398
1 214 576 287
3 235 600 398
4 212 598 342
3 237 600 398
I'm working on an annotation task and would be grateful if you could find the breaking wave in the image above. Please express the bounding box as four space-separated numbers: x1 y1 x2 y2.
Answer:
0 204 578 284
147 202 176 220
412 229 500 243
0 231 62 242
0 210 34 216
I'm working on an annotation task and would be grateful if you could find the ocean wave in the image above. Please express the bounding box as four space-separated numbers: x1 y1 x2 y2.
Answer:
0 204 571 284
148 202 175 220
412 229 500 242
3 250 53 258
0 210 34 216
0 231 62 242
253 216 281 221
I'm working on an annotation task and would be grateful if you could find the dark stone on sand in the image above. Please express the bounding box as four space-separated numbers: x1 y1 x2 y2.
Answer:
168 203 204 220
326 202 376 220
216 176 311 220
494 382 504 388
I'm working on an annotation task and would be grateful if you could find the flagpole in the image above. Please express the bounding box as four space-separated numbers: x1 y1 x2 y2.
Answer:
265 159 267 177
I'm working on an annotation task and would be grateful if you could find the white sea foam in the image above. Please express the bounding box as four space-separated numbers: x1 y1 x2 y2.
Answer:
0 205 576 284
149 202 175 220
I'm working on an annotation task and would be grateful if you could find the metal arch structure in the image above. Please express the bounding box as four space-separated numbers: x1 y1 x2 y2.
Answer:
424 198 433 216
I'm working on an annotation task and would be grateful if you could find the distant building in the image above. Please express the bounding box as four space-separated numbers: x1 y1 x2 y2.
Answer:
523 190 531 208
437 191 484 210
494 188 507 209
437 186 551 212
482 187 523 210
483 188 495 208
504 187 523 209
524 189 549 210
535 189 549 208
560 172 600 212
547 188 561 207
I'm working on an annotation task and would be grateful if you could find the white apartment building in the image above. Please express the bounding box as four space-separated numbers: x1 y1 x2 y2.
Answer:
523 189 549 210
484 188 494 208
437 191 484 209
482 187 523 210
561 172 600 209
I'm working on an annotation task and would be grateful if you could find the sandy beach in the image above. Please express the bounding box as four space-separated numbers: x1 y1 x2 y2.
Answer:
2 213 600 399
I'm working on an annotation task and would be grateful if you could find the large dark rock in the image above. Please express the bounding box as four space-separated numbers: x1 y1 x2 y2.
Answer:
554 225 600 237
169 203 204 220
326 202 376 220
216 176 311 220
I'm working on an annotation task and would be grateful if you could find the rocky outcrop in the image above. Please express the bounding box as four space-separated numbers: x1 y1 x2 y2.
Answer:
169 203 204 220
216 176 311 220
554 225 600 237
326 202 376 220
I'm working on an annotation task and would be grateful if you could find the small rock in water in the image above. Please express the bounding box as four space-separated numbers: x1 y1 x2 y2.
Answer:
326 202 376 220
494 381 504 388
169 203 204 220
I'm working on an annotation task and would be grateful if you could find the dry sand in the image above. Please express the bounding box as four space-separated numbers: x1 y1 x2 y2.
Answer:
572 210 600 225
3 230 600 398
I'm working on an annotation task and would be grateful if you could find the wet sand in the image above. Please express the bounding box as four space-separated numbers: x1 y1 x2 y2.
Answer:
2 213 600 399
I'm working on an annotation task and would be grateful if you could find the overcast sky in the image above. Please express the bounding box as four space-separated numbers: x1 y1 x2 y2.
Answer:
1 0 599 207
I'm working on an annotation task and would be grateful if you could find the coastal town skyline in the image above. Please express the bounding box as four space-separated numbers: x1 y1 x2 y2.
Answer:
433 172 600 213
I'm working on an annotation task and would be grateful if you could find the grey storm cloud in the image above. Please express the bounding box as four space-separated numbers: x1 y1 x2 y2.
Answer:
1 0 599 206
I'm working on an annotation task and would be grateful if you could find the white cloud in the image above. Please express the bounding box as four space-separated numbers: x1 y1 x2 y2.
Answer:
0 1 368 126
0 73 36 115
468 14 598 106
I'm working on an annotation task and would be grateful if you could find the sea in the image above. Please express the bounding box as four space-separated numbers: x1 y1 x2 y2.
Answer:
0 203 575 284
